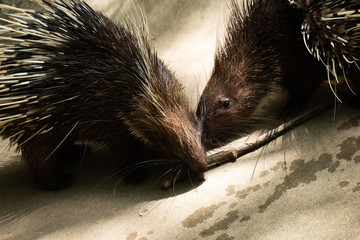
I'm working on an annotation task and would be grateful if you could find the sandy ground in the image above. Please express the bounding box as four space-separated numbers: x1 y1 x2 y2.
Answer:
1 1 360 240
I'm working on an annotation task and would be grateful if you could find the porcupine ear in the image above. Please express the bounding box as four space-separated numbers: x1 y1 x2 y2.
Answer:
292 0 360 99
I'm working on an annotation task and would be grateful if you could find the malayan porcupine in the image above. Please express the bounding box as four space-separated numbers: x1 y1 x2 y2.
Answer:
197 0 360 149
0 0 208 190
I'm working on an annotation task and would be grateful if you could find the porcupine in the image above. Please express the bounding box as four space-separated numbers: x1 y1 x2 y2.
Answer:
0 0 207 190
196 0 360 149
293 0 360 100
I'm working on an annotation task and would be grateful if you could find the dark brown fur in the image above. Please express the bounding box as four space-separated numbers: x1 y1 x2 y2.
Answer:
196 0 325 148
0 0 207 189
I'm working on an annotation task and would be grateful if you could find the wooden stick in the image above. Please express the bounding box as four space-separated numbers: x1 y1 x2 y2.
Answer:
207 104 329 167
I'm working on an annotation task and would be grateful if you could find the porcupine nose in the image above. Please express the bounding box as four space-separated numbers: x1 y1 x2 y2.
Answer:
188 149 208 174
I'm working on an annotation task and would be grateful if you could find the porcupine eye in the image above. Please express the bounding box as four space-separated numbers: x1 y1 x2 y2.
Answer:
217 96 231 109
222 99 231 108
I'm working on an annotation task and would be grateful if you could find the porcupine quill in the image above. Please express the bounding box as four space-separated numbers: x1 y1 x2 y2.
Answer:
0 0 207 190
292 0 360 100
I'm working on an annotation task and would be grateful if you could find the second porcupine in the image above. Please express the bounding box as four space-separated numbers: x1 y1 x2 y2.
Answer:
0 0 207 190
196 0 360 148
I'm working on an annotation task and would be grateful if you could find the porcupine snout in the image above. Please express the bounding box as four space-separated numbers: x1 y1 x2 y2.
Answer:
147 109 208 174
179 124 208 173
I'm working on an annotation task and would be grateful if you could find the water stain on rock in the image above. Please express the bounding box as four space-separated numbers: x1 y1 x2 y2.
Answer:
236 186 253 199
240 215 251 222
216 233 235 240
337 115 360 131
229 202 238 209
226 185 235 196
182 202 226 228
234 184 260 199
263 181 271 187
340 181 350 188
259 170 269 178
126 232 137 240
337 137 360 161
353 156 360 164
258 153 333 213
271 161 286 171
352 183 360 192
328 160 340 173
252 184 261 192
200 210 239 237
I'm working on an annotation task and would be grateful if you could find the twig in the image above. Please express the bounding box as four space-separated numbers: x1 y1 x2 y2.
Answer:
207 104 329 167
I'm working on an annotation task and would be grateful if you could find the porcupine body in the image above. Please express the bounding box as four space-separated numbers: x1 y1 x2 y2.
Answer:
196 0 342 149
0 0 207 189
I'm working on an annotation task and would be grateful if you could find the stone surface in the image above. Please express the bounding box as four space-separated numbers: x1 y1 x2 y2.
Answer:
1 1 360 240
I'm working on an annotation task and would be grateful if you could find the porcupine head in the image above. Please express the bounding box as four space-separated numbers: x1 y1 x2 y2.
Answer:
0 0 207 189
196 0 325 149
